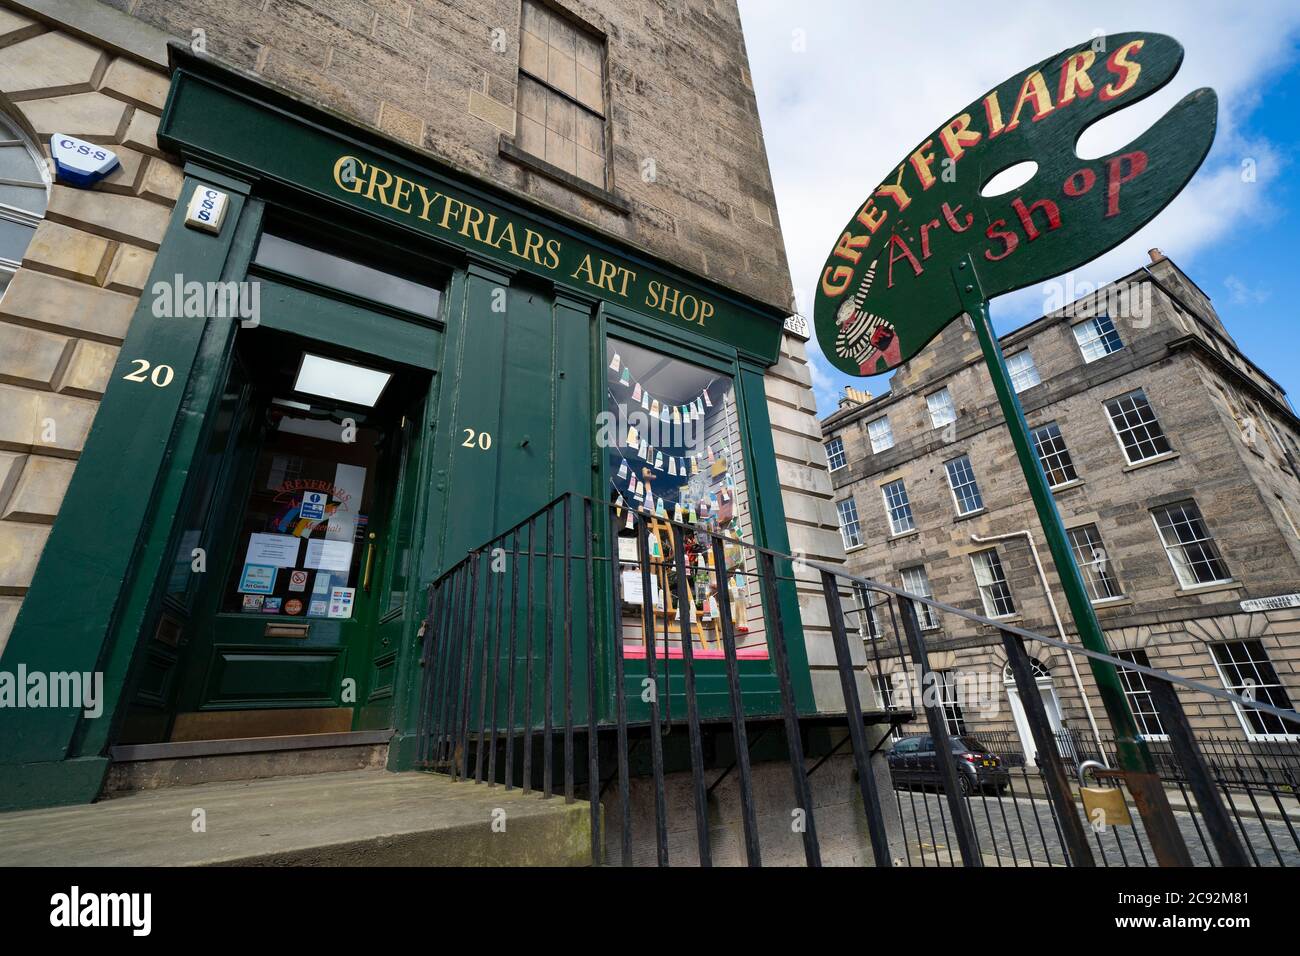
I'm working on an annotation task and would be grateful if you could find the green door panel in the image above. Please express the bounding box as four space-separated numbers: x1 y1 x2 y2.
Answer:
553 293 596 497
440 263 511 563
356 395 429 730
493 282 557 531
202 647 347 706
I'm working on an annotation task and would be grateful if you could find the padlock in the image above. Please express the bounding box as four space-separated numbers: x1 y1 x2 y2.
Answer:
1078 760 1132 827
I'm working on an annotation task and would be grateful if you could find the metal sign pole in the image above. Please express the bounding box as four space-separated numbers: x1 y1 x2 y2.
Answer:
952 255 1192 866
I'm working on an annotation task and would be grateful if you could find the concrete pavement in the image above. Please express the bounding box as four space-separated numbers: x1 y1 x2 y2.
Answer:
0 769 595 866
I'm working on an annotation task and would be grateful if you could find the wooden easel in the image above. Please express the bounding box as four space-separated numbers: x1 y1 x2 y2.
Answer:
646 515 719 652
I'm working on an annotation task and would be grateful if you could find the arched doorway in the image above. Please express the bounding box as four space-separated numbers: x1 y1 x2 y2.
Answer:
1003 658 1064 765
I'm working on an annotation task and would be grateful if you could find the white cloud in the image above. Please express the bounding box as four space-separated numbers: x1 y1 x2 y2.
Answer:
739 0 1300 414
1223 274 1272 305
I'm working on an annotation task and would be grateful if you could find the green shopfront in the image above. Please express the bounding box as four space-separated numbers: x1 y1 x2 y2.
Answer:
0 49 812 810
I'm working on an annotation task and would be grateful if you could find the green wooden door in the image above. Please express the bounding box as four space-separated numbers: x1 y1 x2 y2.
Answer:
355 397 428 730
163 326 422 739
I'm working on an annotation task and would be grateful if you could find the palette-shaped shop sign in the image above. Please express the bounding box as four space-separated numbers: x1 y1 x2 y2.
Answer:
813 32 1217 376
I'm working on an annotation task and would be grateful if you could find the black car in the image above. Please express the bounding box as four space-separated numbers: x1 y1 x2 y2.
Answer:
887 734 1011 795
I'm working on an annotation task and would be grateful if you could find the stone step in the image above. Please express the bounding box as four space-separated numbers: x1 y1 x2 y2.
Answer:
0 769 594 866
104 731 394 794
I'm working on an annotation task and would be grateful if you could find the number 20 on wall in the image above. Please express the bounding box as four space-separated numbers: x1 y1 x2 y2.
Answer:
462 427 492 450
123 358 175 387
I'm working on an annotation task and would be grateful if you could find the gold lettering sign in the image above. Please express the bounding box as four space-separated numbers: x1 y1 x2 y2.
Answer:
331 155 714 328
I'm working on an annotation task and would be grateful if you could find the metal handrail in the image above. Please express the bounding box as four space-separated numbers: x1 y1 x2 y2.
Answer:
418 490 1298 868
429 490 1298 728
802 556 1300 726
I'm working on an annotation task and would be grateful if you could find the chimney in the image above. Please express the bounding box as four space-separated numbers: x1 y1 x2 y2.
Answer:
839 385 873 407
1148 248 1166 264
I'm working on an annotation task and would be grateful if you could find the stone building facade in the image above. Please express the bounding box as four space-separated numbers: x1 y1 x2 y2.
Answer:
0 0 860 823
0 2 182 646
113 0 791 310
821 250 1300 760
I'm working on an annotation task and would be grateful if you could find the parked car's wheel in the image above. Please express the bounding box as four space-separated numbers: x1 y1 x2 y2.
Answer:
957 774 972 796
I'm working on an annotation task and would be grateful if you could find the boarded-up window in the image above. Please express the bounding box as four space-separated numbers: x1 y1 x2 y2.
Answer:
518 0 607 189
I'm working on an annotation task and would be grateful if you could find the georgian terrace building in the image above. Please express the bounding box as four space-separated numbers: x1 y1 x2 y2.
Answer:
820 250 1300 764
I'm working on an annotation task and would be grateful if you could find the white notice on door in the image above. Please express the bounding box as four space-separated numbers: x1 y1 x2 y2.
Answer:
620 569 662 608
244 532 301 568
305 538 354 572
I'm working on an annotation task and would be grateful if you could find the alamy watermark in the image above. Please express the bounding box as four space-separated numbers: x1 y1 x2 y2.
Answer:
884 666 1002 719
595 403 705 452
1042 274 1152 327
50 886 150 936
151 274 261 327
0 666 103 718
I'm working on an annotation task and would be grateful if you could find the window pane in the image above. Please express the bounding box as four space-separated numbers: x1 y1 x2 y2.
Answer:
836 498 861 548
1152 501 1230 586
0 216 36 264
1068 524 1122 600
0 123 47 216
574 35 605 113
605 336 766 658
1032 422 1079 487
875 675 901 732
1074 314 1124 362
0 144 44 182
1007 350 1041 392
825 436 846 471
852 582 883 640
517 74 548 155
0 120 46 302
900 565 938 629
882 479 914 535
971 549 1015 616
1105 389 1171 464
254 229 442 316
944 454 983 514
221 413 378 615
927 388 956 428
1212 640 1297 738
936 671 967 735
1116 650 1166 737
867 416 894 453
0 182 46 216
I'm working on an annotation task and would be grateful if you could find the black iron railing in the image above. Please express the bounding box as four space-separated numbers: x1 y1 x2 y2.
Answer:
415 491 1300 867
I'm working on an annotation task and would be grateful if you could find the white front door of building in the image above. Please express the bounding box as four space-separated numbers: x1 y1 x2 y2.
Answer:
1005 662 1064 766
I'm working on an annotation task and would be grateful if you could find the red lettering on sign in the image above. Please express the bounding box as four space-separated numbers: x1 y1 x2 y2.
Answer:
984 220 1019 261
1105 150 1149 217
1011 196 1062 241
1063 168 1097 197
886 234 924 287
919 218 942 259
942 201 974 233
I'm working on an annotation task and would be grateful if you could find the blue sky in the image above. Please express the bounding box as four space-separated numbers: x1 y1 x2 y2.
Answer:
739 1 1300 417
